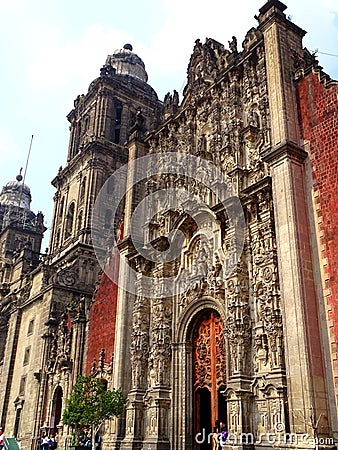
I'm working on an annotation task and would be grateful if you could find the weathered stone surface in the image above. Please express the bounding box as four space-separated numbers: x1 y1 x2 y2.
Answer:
0 3 337 449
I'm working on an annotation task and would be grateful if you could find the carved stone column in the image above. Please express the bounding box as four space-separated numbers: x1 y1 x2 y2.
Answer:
122 276 150 450
259 0 330 436
143 281 172 450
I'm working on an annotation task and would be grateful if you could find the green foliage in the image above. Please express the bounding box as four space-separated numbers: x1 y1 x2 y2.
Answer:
62 375 125 442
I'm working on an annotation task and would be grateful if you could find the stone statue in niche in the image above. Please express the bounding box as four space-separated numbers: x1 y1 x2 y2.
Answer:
254 332 269 372
249 109 260 128
191 244 209 278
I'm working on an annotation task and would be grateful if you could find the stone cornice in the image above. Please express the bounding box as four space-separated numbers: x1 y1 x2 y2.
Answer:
257 1 306 38
261 141 308 165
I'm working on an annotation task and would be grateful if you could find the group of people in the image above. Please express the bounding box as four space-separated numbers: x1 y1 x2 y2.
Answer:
37 432 58 450
212 421 228 449
37 430 101 450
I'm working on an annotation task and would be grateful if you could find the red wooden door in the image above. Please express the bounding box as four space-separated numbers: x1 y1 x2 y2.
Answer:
193 311 226 448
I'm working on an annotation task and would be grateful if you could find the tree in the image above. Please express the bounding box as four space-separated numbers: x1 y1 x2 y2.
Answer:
62 375 125 447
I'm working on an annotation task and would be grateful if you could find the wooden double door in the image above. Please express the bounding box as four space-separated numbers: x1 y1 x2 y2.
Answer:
193 310 227 449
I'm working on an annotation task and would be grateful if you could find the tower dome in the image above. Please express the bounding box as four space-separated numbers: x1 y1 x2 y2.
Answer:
0 172 32 210
105 44 148 82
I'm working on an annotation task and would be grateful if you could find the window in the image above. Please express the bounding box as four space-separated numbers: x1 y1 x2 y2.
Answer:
19 376 26 395
84 116 90 131
78 210 83 232
113 105 122 144
59 197 65 218
73 121 82 156
27 319 34 336
23 347 30 366
65 202 75 238
114 129 120 144
80 178 86 201
55 229 61 248
115 107 122 125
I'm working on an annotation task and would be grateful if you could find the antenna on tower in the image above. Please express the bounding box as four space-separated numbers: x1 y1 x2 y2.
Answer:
18 135 34 228
22 135 34 189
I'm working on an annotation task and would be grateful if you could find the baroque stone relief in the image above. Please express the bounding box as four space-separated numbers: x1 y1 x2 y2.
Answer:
47 311 72 373
148 294 172 388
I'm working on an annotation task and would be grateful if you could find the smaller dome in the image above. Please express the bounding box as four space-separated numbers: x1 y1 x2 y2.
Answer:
0 175 31 210
105 44 148 82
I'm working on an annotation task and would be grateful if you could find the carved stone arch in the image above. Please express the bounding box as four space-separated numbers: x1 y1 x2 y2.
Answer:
175 214 220 284
176 297 226 343
172 299 228 450
50 384 63 433
172 206 217 237
187 306 227 449
264 384 277 397
223 387 236 400
171 213 198 243
65 201 76 238
179 221 218 261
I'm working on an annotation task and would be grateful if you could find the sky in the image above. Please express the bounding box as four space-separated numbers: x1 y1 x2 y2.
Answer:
0 0 338 249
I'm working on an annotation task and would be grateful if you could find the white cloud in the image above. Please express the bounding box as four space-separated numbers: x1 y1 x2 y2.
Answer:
24 24 132 91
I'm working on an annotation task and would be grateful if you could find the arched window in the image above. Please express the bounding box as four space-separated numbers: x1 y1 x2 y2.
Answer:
74 121 81 156
59 197 65 217
78 210 83 231
55 229 61 249
80 177 86 201
50 386 63 433
65 202 75 238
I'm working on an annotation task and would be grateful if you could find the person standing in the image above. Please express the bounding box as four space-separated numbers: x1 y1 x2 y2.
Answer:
219 422 228 447
41 433 51 450
211 425 219 450
0 428 5 450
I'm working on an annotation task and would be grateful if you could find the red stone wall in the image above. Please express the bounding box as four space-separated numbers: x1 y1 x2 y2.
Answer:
85 224 123 373
297 70 338 390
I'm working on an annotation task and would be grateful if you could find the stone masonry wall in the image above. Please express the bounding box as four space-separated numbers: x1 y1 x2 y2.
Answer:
297 70 338 396
85 268 119 373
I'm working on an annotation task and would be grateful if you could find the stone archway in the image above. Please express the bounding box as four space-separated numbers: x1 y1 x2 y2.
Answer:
192 310 227 450
50 386 63 434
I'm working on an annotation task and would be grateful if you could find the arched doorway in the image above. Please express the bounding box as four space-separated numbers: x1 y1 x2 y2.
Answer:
50 386 63 434
193 310 227 449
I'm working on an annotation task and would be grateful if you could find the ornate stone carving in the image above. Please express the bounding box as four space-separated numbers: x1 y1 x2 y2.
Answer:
224 252 252 376
148 295 172 388
48 312 72 373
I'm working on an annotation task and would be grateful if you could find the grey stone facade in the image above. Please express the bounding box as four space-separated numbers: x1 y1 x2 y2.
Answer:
0 2 337 450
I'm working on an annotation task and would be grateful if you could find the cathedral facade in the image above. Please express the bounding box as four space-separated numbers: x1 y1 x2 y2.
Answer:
1 1 338 449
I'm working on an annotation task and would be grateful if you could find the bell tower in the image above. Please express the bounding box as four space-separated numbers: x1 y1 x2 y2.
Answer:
27 44 162 444
49 44 161 260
